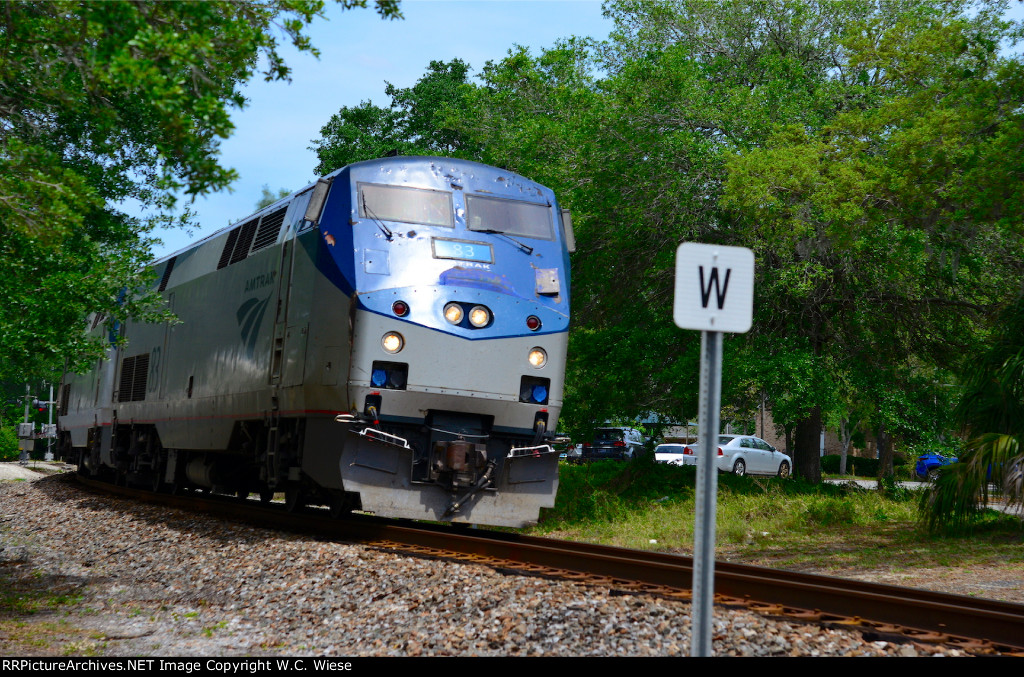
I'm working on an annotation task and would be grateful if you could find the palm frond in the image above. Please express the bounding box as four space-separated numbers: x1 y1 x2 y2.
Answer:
921 297 1024 533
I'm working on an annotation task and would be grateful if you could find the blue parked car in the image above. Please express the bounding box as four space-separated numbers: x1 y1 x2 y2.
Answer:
915 452 958 480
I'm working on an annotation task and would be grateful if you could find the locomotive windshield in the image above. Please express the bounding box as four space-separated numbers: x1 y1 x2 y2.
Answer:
466 194 554 240
358 183 454 227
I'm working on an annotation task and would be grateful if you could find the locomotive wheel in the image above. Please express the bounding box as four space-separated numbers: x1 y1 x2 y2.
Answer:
328 491 353 519
259 487 275 504
151 452 166 493
284 483 305 512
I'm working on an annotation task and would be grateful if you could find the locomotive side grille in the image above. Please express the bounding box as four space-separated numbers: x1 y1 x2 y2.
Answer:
116 357 132 402
158 256 176 292
117 354 150 403
131 353 150 401
230 218 259 265
251 207 287 253
217 228 240 270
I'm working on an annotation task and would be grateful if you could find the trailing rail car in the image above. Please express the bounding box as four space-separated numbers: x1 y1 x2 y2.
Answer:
57 157 573 527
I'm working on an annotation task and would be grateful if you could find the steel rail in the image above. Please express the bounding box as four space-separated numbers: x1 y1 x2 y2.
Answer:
74 474 1024 654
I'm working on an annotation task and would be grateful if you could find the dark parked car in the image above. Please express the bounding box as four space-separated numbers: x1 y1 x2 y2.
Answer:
581 427 645 461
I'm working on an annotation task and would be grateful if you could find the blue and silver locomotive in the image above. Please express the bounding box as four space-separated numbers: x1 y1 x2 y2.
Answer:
58 157 573 527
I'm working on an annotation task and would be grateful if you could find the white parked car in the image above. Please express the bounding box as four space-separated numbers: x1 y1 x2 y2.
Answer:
667 435 791 477
654 444 690 466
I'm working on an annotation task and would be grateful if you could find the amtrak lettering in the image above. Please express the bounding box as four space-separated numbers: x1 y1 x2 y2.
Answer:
236 295 271 358
244 270 277 293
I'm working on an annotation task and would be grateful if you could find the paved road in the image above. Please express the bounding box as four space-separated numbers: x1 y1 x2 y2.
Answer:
824 478 926 490
825 477 1022 515
0 462 55 480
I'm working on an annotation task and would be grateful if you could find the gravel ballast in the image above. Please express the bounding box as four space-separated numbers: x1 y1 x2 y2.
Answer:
0 470 986 657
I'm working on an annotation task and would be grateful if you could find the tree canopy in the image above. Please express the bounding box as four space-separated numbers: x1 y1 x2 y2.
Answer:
306 1 1024 483
0 0 401 382
310 58 475 174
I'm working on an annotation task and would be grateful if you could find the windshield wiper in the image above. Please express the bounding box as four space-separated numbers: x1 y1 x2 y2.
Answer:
362 195 393 241
476 229 533 255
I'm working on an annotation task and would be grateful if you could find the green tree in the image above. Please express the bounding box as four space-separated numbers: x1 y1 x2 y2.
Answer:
0 0 402 382
722 0 1024 478
256 186 293 211
310 58 474 174
444 0 1023 481
448 2 887 461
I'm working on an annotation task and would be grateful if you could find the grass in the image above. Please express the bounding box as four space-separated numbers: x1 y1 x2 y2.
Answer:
203 620 229 637
533 456 1024 573
0 567 98 656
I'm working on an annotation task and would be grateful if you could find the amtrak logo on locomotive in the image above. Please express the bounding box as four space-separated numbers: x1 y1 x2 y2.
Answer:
237 295 271 358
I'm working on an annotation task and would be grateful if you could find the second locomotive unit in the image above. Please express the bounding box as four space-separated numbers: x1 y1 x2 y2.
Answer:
57 156 574 527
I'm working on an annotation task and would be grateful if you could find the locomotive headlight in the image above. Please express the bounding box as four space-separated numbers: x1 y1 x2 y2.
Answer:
381 332 404 354
528 347 547 368
469 305 491 327
443 302 464 325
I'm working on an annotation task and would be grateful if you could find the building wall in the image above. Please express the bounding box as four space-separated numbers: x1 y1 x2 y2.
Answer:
755 408 874 458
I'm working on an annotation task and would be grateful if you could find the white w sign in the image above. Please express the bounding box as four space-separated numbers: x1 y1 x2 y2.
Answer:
672 243 754 333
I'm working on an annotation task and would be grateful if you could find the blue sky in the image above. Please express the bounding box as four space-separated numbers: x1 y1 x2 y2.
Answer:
151 0 612 258
149 0 1024 259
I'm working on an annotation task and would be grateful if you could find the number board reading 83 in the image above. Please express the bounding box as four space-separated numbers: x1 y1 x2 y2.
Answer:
432 238 494 263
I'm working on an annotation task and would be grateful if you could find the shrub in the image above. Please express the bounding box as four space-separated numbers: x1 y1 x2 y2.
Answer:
805 497 858 525
0 427 19 461
821 454 842 474
821 454 879 477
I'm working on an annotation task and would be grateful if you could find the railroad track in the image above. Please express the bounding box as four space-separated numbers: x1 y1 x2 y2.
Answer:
76 474 1024 655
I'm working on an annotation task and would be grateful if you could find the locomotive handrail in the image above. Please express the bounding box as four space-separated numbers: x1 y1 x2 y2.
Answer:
357 427 411 450
507 444 556 457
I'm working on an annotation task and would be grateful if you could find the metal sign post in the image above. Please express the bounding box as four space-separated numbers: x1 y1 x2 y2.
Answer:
673 243 754 657
45 382 54 461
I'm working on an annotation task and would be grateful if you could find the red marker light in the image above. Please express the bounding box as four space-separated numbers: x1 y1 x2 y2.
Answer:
392 300 409 317
526 315 541 331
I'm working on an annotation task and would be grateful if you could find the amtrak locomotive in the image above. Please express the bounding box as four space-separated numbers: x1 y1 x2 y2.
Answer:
57 157 573 527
